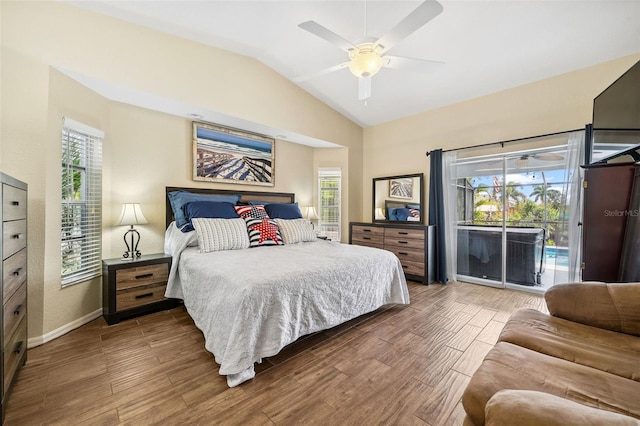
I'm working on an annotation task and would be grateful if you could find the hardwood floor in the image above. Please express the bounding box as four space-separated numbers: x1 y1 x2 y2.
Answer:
5 281 547 426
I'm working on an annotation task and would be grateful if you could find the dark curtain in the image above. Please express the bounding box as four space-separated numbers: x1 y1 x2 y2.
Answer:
428 149 447 283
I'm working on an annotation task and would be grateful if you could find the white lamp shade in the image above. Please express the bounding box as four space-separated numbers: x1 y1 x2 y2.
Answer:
375 208 385 220
115 203 149 226
304 206 319 220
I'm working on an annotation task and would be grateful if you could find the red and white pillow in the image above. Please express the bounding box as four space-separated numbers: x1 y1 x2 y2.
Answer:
234 205 284 247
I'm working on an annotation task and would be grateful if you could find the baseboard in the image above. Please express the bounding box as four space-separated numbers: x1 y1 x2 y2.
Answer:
27 308 103 349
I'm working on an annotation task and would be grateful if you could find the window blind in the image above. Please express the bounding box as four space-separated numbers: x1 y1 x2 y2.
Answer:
61 118 103 287
318 168 341 241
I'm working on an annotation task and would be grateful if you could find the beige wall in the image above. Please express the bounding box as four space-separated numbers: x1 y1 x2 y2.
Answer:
105 101 316 258
1 1 362 341
363 54 640 222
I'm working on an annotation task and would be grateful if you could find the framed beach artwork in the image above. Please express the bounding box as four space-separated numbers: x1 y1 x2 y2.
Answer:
193 122 275 186
389 178 414 199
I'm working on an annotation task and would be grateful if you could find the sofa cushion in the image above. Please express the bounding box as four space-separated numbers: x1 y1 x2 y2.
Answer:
499 309 640 382
462 342 640 426
545 282 640 337
485 390 639 426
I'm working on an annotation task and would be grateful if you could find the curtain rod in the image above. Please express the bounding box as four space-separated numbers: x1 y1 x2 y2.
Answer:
425 128 584 157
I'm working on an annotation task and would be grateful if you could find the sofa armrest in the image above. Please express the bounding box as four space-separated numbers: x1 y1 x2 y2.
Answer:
545 281 640 336
485 390 638 426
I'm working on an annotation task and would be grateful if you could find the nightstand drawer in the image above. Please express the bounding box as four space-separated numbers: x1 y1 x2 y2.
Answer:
4 317 26 394
117 282 168 311
116 263 168 290
4 283 26 340
2 220 27 259
3 248 27 300
2 185 27 221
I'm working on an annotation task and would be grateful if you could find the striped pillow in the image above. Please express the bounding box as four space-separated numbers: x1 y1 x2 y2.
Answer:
192 218 250 252
275 219 317 244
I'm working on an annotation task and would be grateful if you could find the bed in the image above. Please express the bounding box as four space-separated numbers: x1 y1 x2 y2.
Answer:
163 186 410 387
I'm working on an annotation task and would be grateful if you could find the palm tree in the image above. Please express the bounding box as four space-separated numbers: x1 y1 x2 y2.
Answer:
503 182 527 205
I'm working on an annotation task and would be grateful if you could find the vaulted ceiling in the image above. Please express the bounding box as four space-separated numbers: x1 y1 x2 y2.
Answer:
65 0 639 127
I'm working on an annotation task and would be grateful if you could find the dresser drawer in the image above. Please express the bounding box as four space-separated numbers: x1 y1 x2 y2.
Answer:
3 248 27 300
4 283 26 340
2 220 27 259
2 185 27 221
352 225 384 238
4 317 26 394
117 282 168 311
384 237 425 250
116 263 168 290
384 228 424 240
399 260 425 277
385 246 425 263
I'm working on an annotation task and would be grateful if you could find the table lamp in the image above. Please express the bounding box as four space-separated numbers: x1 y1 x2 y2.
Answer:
304 206 319 229
115 203 149 259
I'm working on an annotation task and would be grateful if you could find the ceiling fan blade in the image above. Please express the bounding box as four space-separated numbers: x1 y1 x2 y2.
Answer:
358 76 372 101
298 21 355 53
535 153 564 161
375 0 444 53
383 55 444 73
292 62 349 83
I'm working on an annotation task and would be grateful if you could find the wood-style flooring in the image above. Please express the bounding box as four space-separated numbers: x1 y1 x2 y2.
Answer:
5 281 547 425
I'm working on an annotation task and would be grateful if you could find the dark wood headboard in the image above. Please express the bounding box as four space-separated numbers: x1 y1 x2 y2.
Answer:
165 186 295 228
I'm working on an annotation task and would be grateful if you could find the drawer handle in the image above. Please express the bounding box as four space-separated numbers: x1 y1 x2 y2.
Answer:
11 201 21 206
135 292 154 300
363 237 371 240
402 265 408 269
399 241 408 244
12 233 24 239
399 252 408 256
13 341 23 354
398 232 408 235
135 273 154 280
12 267 23 276
13 304 23 316
363 229 372 232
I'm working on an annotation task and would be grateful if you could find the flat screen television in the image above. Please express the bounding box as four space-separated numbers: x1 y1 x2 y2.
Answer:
591 60 640 163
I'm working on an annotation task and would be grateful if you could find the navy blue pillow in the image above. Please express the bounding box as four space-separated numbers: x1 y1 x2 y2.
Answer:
182 201 240 232
394 208 414 221
168 191 241 231
264 203 302 219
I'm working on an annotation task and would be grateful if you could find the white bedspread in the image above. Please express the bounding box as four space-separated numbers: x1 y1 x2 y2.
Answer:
164 223 409 386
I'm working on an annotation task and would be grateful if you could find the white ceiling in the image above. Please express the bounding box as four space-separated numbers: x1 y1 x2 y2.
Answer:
64 0 639 130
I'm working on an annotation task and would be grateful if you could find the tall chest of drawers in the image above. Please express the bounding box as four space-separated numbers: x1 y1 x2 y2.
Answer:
350 222 435 284
0 173 28 421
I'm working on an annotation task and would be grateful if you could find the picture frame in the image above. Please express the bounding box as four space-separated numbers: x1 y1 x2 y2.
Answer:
193 122 275 186
389 178 414 199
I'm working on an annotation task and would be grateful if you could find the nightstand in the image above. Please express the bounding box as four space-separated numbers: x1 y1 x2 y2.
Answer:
102 253 178 325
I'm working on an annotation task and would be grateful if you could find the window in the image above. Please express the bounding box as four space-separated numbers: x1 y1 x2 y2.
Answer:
318 168 341 241
61 118 103 286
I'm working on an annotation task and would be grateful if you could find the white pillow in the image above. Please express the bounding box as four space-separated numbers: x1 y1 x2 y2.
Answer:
192 218 250 252
274 219 317 244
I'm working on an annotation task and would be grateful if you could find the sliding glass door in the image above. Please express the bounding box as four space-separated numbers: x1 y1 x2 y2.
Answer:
448 131 584 293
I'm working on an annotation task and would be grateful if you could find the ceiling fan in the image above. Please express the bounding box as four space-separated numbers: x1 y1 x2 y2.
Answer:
294 0 444 100
514 153 564 167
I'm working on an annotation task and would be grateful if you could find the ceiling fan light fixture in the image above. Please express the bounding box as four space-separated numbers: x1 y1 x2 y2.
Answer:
348 44 384 78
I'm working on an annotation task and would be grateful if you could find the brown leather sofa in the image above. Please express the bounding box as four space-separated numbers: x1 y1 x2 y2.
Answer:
462 281 640 425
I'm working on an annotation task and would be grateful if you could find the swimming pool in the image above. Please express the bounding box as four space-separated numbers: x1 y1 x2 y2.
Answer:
546 246 569 267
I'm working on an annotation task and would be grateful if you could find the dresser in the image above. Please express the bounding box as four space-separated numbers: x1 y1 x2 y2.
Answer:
350 222 435 284
0 173 28 421
102 253 177 325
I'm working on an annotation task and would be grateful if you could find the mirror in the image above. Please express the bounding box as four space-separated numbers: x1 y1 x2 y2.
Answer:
373 173 424 225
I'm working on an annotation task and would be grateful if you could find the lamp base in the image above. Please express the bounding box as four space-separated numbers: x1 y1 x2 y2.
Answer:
122 226 142 259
